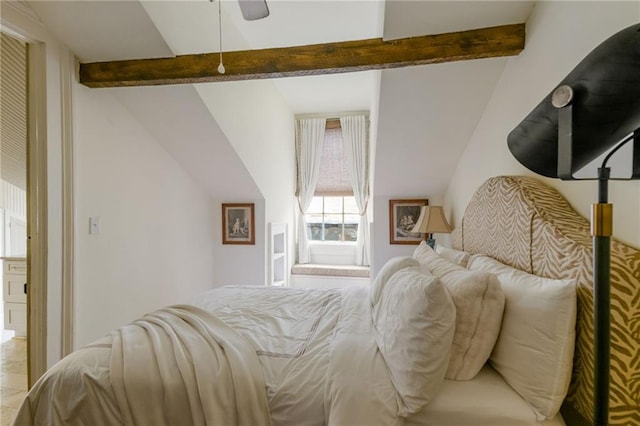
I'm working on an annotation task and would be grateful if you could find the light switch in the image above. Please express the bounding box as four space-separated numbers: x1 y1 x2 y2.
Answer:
89 216 101 235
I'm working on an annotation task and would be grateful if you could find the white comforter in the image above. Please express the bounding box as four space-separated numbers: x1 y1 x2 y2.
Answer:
14 285 401 426
194 285 400 426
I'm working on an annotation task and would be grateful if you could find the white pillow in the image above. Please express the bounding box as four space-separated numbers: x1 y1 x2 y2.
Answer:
467 255 577 421
371 267 456 416
435 245 471 267
413 242 505 381
370 256 419 306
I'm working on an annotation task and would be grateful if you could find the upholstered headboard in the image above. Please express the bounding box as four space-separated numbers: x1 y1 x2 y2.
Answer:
451 175 639 425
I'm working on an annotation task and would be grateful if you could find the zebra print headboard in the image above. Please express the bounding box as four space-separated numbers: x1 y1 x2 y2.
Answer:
451 175 639 425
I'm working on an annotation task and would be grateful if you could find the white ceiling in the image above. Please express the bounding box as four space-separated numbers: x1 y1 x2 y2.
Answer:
27 0 385 114
26 0 534 196
383 0 533 40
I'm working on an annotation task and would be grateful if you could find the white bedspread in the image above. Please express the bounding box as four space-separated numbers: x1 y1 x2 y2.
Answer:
194 284 400 426
13 285 400 426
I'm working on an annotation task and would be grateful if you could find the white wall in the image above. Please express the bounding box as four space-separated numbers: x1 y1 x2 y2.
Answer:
374 60 505 198
446 1 640 248
111 84 267 288
212 199 266 286
196 82 295 225
141 0 297 285
371 58 506 275
74 86 217 347
196 82 296 285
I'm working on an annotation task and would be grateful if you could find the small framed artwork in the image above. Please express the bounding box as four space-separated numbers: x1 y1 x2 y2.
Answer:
222 203 255 245
389 198 429 245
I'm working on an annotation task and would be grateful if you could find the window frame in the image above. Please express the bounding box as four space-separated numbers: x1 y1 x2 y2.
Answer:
305 195 359 243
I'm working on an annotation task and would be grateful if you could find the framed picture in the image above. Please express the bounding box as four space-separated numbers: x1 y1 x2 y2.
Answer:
389 198 429 244
222 203 255 245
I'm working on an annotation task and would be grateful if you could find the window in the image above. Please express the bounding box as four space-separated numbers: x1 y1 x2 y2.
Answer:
295 115 370 268
303 120 357 243
306 196 359 241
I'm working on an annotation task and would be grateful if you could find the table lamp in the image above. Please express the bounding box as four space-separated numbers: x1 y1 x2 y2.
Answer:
412 206 452 248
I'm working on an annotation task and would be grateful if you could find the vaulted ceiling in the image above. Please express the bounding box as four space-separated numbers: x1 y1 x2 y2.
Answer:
26 0 535 197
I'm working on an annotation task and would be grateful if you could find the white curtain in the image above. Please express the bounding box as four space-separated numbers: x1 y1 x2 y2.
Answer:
295 118 326 264
340 115 370 266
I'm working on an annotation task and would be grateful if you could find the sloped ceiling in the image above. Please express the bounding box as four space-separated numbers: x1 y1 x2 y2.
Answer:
377 0 534 197
383 0 533 40
139 0 382 115
112 84 262 200
25 0 534 198
374 58 508 197
26 1 172 61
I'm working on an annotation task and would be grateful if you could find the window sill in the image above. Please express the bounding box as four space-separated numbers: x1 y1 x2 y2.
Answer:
309 241 357 245
291 264 370 278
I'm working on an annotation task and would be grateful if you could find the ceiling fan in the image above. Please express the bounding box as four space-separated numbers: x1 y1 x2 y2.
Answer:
209 0 269 21
238 0 270 21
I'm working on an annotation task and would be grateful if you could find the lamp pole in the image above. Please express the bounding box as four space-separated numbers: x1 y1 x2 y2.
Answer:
592 167 612 426
553 85 620 425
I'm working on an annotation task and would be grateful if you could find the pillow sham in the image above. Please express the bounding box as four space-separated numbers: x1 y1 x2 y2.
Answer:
413 242 505 381
467 254 577 421
372 267 456 416
435 245 471 267
370 256 419 306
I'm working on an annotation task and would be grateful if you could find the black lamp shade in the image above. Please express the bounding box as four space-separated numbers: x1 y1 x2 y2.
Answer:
507 23 640 178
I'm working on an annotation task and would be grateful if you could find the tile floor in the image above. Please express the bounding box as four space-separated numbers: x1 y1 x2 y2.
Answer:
0 331 27 426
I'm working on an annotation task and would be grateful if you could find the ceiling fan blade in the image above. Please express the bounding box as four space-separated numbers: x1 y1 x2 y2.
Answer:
238 0 269 21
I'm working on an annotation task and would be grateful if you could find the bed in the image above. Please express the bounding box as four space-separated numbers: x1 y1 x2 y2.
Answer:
13 175 640 425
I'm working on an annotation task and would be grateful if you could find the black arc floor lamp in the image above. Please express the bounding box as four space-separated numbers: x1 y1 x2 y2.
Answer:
507 23 640 426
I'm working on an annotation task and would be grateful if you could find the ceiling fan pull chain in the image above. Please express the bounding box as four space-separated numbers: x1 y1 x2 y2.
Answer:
217 0 225 74
210 0 225 74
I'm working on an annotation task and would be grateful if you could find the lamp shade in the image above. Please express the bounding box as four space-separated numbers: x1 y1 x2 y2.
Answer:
507 23 640 178
412 206 452 235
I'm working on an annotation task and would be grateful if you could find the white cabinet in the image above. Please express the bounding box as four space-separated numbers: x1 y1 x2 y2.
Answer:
269 223 287 287
3 258 27 337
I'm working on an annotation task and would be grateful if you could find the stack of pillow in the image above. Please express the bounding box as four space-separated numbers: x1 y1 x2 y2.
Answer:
370 241 577 422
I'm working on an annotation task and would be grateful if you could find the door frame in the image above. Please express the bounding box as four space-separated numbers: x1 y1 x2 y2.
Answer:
26 40 48 386
27 38 75 385
60 48 75 359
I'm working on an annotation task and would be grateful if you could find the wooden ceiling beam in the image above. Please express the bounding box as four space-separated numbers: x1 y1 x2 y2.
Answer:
79 23 525 88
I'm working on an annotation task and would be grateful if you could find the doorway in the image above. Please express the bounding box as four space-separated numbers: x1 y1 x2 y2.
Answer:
0 30 29 423
1 1 61 413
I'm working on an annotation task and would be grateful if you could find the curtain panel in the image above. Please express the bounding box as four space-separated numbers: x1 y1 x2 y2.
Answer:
295 118 326 264
340 115 370 266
